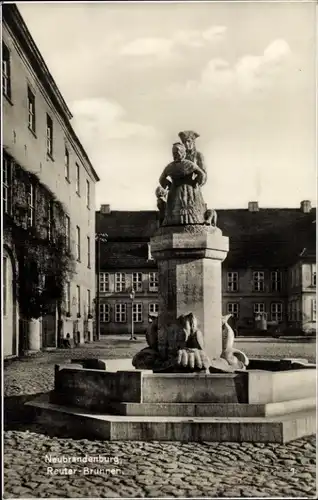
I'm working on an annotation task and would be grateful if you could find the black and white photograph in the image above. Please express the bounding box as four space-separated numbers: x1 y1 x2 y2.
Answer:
2 0 316 498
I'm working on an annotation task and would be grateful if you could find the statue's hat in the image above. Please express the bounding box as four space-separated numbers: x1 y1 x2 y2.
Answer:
178 130 200 142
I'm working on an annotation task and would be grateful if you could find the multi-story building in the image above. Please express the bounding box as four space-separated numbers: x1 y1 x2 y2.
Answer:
96 200 316 336
2 5 99 356
96 205 159 335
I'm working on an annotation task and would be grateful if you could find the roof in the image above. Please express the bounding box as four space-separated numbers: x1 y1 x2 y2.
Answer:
3 4 100 183
96 206 316 270
98 241 157 270
96 210 159 241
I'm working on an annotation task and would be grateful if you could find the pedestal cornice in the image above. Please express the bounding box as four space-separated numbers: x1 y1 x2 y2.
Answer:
151 226 229 262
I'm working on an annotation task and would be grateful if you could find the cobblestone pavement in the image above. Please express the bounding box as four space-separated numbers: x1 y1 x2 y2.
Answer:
4 338 317 498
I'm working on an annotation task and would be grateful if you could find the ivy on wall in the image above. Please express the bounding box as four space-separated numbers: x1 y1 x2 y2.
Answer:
3 157 76 320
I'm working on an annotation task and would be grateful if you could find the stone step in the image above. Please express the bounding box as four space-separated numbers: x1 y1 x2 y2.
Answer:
26 394 316 444
107 397 316 418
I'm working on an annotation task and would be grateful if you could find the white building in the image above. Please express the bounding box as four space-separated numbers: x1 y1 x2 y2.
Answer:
2 5 99 356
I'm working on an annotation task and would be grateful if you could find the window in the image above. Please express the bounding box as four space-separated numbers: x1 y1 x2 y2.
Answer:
312 299 316 321
87 289 91 315
290 269 294 287
3 155 12 214
271 303 283 322
133 303 143 323
65 282 71 314
227 272 238 292
3 256 7 316
76 285 81 315
312 272 316 287
87 236 91 268
149 272 158 292
115 303 127 322
46 114 53 156
2 43 11 99
115 273 126 292
288 302 292 321
100 303 110 323
86 180 90 208
295 267 300 286
271 271 281 292
64 147 70 180
227 303 239 319
132 272 143 292
27 86 36 133
253 271 265 292
76 226 81 261
47 200 53 240
76 163 80 194
26 182 34 227
290 301 297 322
65 215 70 250
100 272 110 293
254 303 265 317
148 303 159 317
296 300 301 321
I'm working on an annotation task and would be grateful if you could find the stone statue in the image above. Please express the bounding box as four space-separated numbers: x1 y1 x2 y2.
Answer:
204 208 217 227
177 130 218 227
132 312 210 372
220 314 249 369
178 130 207 185
158 142 207 226
133 311 249 373
155 185 168 226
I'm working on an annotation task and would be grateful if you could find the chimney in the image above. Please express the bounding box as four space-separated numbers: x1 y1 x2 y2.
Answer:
300 200 311 213
248 201 259 212
100 204 111 215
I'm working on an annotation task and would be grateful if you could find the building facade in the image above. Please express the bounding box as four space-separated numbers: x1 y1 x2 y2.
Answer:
96 201 316 336
2 5 99 356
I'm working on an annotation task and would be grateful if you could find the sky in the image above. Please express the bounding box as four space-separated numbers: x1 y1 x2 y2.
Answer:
17 1 317 211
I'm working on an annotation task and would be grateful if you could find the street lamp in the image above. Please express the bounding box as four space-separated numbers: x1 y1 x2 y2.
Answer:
95 232 108 341
129 287 137 341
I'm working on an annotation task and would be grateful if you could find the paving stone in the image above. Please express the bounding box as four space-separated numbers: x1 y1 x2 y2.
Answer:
144 489 164 497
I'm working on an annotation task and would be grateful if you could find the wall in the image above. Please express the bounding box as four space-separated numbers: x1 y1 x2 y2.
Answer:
301 263 316 333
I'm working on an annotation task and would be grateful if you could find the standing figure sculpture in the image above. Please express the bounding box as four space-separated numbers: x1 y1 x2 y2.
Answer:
158 142 207 226
178 130 207 185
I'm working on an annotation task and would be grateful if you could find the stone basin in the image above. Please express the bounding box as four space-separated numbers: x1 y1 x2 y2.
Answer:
26 357 316 443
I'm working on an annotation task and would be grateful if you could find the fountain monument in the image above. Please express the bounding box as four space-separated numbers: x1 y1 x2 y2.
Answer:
27 131 316 443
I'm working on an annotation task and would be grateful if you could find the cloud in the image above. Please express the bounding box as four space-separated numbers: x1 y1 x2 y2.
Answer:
202 25 227 41
120 25 227 57
70 98 158 153
264 39 291 62
168 38 292 97
120 37 174 57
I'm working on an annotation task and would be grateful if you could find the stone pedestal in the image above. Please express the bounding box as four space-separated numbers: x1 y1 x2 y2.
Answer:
28 318 41 351
87 319 94 342
151 226 229 361
63 318 73 338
